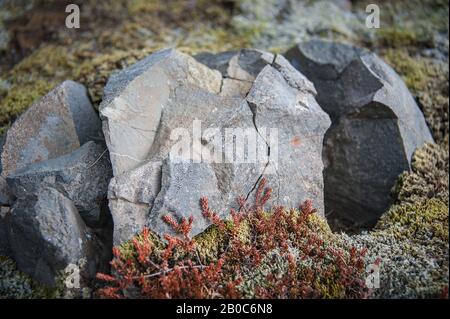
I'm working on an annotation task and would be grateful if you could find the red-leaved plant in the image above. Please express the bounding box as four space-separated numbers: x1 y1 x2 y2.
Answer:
96 178 370 299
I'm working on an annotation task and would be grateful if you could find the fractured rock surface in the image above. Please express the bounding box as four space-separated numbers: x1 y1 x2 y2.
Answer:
7 186 106 286
286 40 434 226
7 141 112 226
1 80 103 177
101 48 330 243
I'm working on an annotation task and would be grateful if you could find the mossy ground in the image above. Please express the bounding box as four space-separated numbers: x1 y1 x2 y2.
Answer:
0 0 448 298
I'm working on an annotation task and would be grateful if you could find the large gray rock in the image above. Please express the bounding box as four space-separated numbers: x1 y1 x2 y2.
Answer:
6 141 112 226
7 185 106 286
286 40 434 226
1 80 102 177
101 48 330 243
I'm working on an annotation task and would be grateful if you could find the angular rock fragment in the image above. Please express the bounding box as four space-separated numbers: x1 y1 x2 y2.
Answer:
286 40 434 226
6 141 112 226
148 157 229 237
7 186 106 286
1 80 102 177
247 65 331 213
101 48 331 242
100 48 223 176
108 160 162 245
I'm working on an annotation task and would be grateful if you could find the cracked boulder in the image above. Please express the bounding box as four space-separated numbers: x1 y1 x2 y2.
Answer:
101 48 330 243
286 40 434 226
1 80 103 177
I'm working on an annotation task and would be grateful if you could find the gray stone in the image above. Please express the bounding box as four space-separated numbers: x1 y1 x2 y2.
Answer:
0 176 13 207
286 40 434 226
100 48 223 176
102 48 330 242
7 185 106 286
247 65 331 213
148 157 229 238
6 141 112 226
1 80 102 177
108 160 162 245
195 49 274 82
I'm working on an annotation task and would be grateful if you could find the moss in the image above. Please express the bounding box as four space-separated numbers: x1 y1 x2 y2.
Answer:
376 199 449 244
0 255 56 298
0 80 55 135
381 49 449 144
376 27 431 49
9 45 79 83
392 143 449 205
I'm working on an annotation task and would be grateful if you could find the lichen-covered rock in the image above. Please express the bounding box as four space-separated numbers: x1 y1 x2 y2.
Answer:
6 141 112 226
7 186 105 286
101 48 330 242
1 80 103 177
286 40 434 227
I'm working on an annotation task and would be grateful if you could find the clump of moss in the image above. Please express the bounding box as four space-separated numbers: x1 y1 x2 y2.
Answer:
376 27 431 49
0 80 55 135
9 45 79 83
382 49 449 144
376 199 448 245
392 143 449 205
0 256 54 298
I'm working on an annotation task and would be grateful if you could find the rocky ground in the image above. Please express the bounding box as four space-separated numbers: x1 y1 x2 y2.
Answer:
0 0 448 299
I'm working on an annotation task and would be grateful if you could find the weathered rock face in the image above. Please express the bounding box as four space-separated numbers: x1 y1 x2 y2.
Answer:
101 48 330 243
286 40 434 226
1 80 103 177
7 141 112 226
108 160 162 244
0 81 112 285
7 186 106 286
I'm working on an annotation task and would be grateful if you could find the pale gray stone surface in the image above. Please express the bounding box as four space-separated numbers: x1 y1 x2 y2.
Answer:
1 80 102 177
